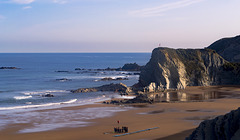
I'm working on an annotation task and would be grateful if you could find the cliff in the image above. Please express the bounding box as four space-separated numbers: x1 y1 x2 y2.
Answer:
208 35 240 62
186 107 240 140
138 47 240 90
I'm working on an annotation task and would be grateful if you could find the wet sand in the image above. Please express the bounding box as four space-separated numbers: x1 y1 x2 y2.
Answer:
1 86 240 140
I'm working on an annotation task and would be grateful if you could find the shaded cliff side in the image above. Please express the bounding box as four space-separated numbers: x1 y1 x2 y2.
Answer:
186 107 240 140
208 35 240 62
138 47 240 90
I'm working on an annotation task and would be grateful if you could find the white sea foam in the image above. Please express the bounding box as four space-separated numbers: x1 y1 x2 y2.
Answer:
16 107 128 133
0 106 130 133
22 90 67 95
94 75 129 81
117 95 136 99
0 99 77 111
14 95 32 100
25 102 32 105
61 99 77 104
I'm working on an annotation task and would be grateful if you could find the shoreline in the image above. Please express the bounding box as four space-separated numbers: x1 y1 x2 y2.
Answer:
1 86 240 140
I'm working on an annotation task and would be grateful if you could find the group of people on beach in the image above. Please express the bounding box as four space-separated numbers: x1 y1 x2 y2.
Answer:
114 126 128 133
113 120 128 133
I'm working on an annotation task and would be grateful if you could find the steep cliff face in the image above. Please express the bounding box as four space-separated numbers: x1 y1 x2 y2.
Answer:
186 107 240 140
138 47 240 90
208 35 240 62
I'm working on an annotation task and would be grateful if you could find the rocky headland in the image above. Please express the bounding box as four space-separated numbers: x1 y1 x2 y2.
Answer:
137 47 240 91
208 35 240 62
71 35 240 105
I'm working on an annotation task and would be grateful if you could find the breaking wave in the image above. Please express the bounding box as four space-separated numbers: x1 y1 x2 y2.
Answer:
0 99 77 111
14 96 32 100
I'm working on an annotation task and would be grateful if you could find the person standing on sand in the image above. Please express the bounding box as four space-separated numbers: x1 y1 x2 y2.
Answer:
117 120 120 124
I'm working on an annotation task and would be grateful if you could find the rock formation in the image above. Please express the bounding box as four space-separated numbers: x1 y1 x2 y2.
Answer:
71 83 131 94
42 94 54 97
56 78 72 82
75 63 143 72
121 63 143 71
0 67 21 69
208 35 240 62
99 77 128 81
138 47 240 91
186 107 240 140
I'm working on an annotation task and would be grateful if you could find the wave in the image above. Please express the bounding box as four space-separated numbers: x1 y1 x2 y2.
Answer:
61 99 77 104
14 96 32 100
22 90 67 96
0 99 77 111
94 76 129 81
115 95 136 99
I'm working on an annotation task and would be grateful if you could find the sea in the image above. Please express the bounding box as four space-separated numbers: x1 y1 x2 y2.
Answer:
0 53 151 133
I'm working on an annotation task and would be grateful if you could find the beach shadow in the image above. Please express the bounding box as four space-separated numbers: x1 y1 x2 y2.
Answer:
155 129 194 140
148 109 165 114
128 104 149 108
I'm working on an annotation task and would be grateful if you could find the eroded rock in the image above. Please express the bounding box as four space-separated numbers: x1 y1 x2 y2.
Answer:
186 107 240 140
138 47 240 91
71 83 130 93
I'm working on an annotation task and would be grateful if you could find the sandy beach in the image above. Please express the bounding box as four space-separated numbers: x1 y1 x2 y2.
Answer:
1 86 240 140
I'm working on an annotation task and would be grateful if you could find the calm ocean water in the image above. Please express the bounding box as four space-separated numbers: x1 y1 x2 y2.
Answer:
0 53 151 111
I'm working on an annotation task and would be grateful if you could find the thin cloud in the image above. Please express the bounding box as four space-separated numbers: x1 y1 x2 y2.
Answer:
53 0 68 4
22 6 32 9
129 0 205 17
0 15 6 21
11 0 35 4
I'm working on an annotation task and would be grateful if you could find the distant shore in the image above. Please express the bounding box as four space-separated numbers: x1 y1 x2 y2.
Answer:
1 86 240 140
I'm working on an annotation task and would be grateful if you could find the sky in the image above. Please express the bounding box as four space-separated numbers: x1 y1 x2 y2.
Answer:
0 0 240 52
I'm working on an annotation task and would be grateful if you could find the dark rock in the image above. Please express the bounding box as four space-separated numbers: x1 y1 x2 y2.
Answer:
133 73 140 75
71 88 97 93
71 83 130 93
100 77 115 81
96 83 128 93
0 67 20 69
125 94 153 104
55 71 69 73
116 77 128 80
74 63 144 72
75 68 82 70
43 94 54 97
121 63 143 71
208 35 240 62
99 77 129 81
186 107 240 140
106 94 153 105
124 73 133 75
56 78 72 82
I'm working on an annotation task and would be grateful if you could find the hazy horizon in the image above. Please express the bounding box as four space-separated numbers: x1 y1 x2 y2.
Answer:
1 0 240 53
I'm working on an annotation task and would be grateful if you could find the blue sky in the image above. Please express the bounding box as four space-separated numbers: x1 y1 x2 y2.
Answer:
0 0 240 52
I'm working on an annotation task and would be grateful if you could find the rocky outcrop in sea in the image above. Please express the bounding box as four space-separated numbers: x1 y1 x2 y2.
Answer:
71 83 131 94
0 67 21 69
75 63 143 72
186 107 240 140
138 47 240 91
